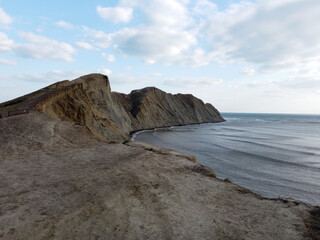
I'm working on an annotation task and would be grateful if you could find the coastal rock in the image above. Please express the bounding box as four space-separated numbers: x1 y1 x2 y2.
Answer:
0 74 224 142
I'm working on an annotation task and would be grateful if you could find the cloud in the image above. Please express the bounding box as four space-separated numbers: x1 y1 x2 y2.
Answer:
0 70 85 83
88 0 320 73
0 8 12 25
55 21 74 29
138 0 192 29
245 79 278 88
193 0 218 16
0 58 17 65
110 74 137 84
76 41 95 50
109 73 152 85
163 77 223 88
110 27 197 64
79 1 199 65
93 0 200 65
202 0 320 74
97 6 133 23
150 72 162 77
0 32 14 51
82 26 111 48
242 67 255 76
15 32 76 61
279 77 320 90
102 53 115 62
98 67 112 75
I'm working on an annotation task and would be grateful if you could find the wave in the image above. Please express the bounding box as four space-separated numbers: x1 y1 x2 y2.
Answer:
224 117 239 121
131 129 155 140
255 119 267 122
201 140 318 169
224 138 319 157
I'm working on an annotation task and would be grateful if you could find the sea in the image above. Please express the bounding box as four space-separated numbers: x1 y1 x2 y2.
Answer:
133 113 320 206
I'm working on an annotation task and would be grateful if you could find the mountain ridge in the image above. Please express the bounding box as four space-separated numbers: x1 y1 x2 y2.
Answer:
0 73 224 141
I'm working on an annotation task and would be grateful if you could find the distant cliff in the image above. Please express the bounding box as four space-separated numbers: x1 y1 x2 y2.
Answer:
0 74 224 141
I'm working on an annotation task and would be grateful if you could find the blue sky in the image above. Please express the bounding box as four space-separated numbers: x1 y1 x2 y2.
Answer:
0 0 319 114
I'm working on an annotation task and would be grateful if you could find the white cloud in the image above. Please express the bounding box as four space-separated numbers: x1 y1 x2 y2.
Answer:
279 77 320 90
0 8 12 25
242 67 255 76
98 67 112 75
97 6 133 23
110 27 197 64
0 58 17 65
87 0 320 75
193 0 217 16
202 0 320 75
55 21 74 29
110 74 136 84
0 70 85 83
76 41 95 50
163 77 223 88
150 72 162 77
0 32 14 51
15 32 76 61
89 0 207 65
138 0 192 29
109 73 152 85
102 53 115 62
82 26 111 48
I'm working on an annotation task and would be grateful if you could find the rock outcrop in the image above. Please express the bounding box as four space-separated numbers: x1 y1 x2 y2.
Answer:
0 73 224 141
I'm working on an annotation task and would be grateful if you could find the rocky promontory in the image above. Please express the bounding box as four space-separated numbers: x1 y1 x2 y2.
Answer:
0 74 318 240
0 74 224 141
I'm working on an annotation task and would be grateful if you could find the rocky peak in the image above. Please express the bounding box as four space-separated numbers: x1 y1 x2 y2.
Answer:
0 73 225 142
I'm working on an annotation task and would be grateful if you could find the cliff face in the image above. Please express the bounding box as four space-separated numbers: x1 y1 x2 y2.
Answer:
0 73 224 141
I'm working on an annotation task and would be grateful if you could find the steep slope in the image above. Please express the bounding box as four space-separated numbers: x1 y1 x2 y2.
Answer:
0 73 224 141
126 87 223 131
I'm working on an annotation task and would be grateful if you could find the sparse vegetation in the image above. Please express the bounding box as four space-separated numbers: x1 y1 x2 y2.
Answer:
224 178 232 183
187 165 216 178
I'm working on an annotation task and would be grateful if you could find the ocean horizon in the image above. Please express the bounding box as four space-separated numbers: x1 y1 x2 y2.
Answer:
134 112 320 206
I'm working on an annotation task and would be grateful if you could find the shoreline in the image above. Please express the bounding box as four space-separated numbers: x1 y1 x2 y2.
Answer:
130 120 226 140
0 111 319 239
131 120 320 208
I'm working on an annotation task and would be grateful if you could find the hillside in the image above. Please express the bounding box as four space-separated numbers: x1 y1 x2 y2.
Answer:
0 74 224 141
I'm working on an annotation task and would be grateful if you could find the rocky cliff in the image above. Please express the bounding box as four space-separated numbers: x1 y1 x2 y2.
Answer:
0 73 224 141
0 74 318 240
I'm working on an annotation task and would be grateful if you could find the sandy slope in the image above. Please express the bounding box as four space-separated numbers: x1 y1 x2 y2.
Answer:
0 111 316 240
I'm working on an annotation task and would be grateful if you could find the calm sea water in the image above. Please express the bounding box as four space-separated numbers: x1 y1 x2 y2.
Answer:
134 113 320 206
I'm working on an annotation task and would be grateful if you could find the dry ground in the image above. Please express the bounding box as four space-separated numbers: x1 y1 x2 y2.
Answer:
0 111 316 239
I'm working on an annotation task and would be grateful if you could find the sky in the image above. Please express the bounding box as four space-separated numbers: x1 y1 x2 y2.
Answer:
0 0 320 114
